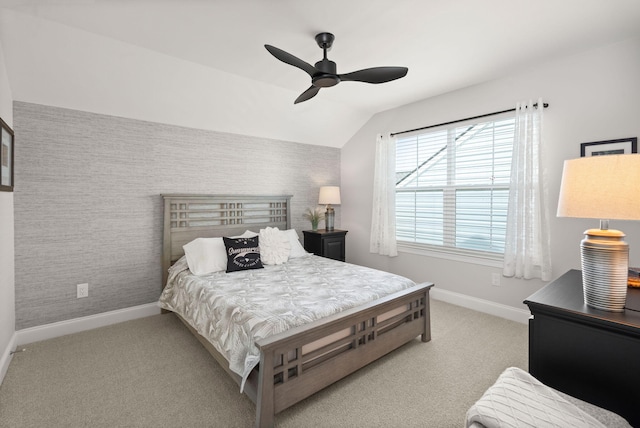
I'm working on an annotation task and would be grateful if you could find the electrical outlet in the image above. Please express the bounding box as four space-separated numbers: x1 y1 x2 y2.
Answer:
77 283 89 298
491 273 501 286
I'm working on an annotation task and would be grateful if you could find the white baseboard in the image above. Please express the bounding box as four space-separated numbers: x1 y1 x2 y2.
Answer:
430 288 531 324
0 332 17 385
15 303 161 346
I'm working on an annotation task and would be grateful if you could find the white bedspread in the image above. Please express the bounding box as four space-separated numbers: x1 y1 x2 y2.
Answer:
158 254 415 391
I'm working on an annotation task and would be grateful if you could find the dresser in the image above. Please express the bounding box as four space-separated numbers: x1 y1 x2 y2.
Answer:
524 269 640 426
302 229 347 261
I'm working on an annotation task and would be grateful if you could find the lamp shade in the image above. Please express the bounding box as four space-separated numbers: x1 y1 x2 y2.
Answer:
557 154 640 221
319 186 341 205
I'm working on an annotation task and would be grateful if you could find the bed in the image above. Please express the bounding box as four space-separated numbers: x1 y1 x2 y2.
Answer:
159 194 433 427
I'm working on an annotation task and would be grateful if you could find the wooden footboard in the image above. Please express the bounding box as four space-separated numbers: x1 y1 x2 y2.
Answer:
252 282 432 428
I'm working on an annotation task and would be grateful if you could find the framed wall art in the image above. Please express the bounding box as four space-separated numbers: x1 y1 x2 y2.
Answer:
580 137 637 157
0 117 14 192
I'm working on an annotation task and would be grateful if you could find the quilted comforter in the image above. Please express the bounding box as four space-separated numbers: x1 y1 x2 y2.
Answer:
158 254 415 391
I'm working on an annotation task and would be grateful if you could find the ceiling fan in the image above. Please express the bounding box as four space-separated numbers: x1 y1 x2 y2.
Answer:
265 32 408 104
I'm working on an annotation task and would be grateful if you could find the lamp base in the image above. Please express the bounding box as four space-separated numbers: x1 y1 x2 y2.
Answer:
325 206 335 231
580 228 628 312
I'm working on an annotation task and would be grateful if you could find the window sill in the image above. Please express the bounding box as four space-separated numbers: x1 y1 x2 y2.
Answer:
397 242 504 268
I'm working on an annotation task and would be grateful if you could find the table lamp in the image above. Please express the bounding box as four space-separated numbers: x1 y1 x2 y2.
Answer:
319 186 341 231
557 154 640 312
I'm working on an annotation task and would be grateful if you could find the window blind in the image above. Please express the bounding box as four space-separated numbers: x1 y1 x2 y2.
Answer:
395 116 515 256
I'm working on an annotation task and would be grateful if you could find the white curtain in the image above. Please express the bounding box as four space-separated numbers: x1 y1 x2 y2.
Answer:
503 99 552 280
370 133 398 257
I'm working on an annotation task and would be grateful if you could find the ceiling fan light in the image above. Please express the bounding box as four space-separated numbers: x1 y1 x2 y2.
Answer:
312 75 340 88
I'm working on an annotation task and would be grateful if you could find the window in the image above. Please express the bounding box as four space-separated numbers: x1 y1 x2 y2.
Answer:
395 116 515 259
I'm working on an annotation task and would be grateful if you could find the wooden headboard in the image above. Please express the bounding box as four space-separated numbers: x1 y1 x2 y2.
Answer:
161 194 292 288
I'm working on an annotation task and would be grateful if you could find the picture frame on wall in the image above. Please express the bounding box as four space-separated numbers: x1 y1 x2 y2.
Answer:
0 117 14 192
580 137 637 157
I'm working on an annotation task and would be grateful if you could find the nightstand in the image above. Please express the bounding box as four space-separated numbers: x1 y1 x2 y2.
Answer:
302 229 347 261
524 269 640 426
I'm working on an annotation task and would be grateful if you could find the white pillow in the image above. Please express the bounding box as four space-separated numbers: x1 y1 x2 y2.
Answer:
259 227 291 265
183 230 298 274
182 237 227 275
284 229 308 258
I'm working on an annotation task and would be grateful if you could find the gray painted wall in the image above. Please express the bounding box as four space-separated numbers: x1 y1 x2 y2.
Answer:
14 102 340 329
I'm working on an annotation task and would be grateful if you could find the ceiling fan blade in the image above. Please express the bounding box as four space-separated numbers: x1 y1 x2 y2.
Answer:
339 66 408 84
264 44 317 77
294 86 321 104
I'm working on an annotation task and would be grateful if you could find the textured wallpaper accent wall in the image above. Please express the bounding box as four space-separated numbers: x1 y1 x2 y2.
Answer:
13 102 340 329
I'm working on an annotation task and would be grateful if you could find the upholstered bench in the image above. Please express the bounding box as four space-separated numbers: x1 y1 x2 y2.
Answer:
466 367 631 428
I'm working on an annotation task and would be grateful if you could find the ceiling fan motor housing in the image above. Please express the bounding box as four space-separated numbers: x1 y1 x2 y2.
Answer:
313 59 339 87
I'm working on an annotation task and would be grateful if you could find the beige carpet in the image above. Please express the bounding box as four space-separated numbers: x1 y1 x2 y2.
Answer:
0 300 527 427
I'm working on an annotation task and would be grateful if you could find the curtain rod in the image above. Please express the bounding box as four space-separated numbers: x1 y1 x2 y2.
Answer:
390 102 549 137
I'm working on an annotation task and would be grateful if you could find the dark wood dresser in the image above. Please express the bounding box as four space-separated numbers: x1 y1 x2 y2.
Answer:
302 229 347 261
524 269 640 426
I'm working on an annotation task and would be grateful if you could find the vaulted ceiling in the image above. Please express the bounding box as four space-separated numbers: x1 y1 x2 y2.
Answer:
1 0 639 147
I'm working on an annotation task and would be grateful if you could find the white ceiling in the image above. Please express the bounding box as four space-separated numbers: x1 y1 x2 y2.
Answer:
1 0 640 147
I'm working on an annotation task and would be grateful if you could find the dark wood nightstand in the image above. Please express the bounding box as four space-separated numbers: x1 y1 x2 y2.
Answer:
302 229 347 261
524 269 640 426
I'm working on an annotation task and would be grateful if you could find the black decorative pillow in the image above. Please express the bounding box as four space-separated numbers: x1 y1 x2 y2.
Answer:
223 236 264 273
